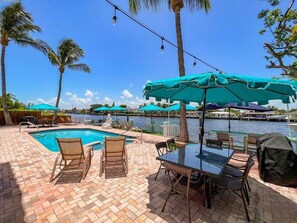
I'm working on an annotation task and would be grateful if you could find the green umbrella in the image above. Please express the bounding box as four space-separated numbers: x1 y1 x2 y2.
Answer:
144 72 297 154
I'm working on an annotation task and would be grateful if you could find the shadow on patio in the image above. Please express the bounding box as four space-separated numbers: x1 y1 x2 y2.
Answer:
146 169 297 223
0 162 25 222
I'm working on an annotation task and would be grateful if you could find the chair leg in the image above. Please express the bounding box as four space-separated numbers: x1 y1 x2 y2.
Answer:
155 164 162 180
162 190 172 212
186 197 191 223
241 190 250 222
246 179 251 192
50 154 61 182
243 185 250 205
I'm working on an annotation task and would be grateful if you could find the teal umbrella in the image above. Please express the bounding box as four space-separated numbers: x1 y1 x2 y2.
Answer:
93 106 110 120
139 104 164 129
93 106 109 112
108 106 128 121
28 104 59 111
108 106 127 111
144 72 297 154
164 103 197 111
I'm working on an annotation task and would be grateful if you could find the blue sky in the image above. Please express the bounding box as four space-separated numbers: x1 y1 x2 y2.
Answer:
1 0 294 109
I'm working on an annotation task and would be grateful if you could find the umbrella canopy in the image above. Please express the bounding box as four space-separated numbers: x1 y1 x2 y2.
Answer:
144 72 297 154
164 103 197 111
28 104 59 111
139 104 164 112
108 106 127 111
93 106 110 112
200 102 272 132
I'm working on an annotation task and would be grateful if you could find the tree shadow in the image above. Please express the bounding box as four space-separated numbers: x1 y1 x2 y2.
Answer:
146 169 297 223
0 162 25 222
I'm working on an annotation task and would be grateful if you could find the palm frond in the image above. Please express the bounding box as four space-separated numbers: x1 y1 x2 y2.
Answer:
57 38 84 66
184 0 211 13
67 64 91 73
14 38 49 54
0 2 41 40
47 48 61 66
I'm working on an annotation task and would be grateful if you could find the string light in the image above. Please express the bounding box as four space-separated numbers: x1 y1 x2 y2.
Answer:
105 0 224 73
193 57 197 67
112 6 117 26
160 37 164 54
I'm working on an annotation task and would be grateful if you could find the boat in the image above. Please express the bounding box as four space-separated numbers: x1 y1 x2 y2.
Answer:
266 115 288 121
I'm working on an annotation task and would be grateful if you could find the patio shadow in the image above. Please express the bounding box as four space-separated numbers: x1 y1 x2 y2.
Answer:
0 162 25 222
146 170 297 223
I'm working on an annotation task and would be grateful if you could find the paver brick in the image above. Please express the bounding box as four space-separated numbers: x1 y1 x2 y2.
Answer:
0 126 296 223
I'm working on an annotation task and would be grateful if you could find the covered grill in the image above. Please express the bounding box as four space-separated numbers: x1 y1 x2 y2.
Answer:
257 133 297 187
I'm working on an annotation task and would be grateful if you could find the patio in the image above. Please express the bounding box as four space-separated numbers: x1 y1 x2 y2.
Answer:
0 125 297 223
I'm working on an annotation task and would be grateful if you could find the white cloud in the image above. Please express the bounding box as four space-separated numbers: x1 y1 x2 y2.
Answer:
120 96 125 99
104 97 112 103
65 92 72 96
85 90 94 98
95 97 99 100
122 89 133 98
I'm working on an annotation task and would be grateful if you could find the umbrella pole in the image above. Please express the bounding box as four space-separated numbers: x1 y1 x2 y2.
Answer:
228 108 231 133
287 104 291 137
200 89 207 154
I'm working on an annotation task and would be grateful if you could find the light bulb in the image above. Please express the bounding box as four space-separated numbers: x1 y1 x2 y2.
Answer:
112 16 117 26
161 45 164 54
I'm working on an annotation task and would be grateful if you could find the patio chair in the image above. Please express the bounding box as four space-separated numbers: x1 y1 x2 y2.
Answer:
99 136 128 177
162 161 193 223
216 132 233 149
155 142 170 180
206 139 223 149
212 155 255 222
50 138 94 182
166 138 178 151
244 133 261 153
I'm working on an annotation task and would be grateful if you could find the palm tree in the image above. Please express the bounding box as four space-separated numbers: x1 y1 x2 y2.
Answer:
129 0 211 142
0 2 47 125
46 38 91 122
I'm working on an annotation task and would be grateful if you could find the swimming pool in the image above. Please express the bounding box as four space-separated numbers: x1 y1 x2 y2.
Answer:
30 128 134 152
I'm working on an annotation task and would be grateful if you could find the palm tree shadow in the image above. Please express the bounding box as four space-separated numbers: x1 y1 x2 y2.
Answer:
0 162 25 222
146 170 297 223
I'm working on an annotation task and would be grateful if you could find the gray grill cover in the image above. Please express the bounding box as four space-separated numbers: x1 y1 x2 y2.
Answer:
257 133 297 187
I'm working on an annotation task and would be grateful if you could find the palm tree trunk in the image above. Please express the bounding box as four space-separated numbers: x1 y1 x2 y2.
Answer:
53 71 63 123
1 44 13 125
174 8 189 142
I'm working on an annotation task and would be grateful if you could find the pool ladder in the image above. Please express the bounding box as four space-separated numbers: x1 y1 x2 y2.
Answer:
19 121 39 132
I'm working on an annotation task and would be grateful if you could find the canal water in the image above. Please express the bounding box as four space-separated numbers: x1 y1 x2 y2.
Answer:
69 113 294 143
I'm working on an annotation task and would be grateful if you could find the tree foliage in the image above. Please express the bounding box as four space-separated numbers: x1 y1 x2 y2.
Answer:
258 0 297 78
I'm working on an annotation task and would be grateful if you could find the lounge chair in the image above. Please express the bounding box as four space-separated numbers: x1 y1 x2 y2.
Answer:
50 138 94 182
125 121 142 132
99 136 128 177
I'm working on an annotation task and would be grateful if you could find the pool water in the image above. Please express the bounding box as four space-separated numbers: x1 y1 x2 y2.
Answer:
30 129 134 152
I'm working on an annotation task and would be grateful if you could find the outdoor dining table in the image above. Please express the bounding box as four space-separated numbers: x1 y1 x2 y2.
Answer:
156 143 234 208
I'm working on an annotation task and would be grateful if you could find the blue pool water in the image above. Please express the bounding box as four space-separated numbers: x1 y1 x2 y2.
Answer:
30 129 133 152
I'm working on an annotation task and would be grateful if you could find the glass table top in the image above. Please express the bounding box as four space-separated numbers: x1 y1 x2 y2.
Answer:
157 144 234 178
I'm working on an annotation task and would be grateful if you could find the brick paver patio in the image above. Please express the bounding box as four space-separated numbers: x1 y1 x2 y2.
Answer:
0 125 296 223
